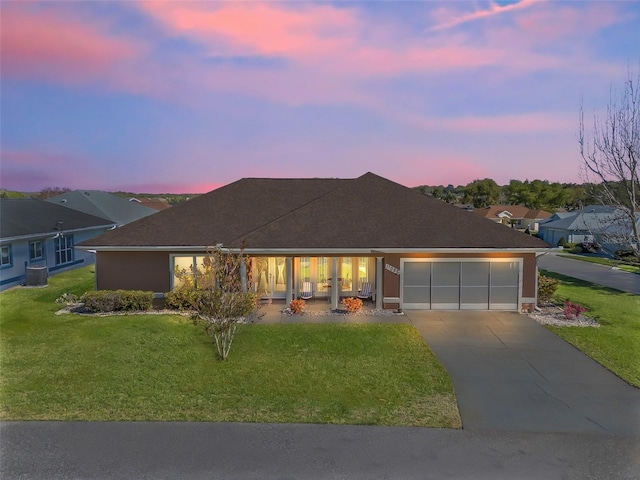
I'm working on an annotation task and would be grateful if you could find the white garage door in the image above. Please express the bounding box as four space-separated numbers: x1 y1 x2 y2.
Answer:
401 260 519 310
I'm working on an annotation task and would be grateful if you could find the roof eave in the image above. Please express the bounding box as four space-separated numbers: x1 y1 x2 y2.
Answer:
1 224 117 244
78 245 556 255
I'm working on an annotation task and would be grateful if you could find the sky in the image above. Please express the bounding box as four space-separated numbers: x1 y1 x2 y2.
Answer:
1 0 639 194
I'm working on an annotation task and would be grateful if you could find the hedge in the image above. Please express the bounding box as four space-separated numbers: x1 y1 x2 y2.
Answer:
81 290 154 312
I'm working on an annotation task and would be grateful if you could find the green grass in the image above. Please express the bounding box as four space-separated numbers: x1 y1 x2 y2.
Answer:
558 253 640 274
0 267 460 427
541 270 640 388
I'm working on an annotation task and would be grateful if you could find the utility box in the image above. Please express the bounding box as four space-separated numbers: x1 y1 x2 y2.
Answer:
26 266 48 287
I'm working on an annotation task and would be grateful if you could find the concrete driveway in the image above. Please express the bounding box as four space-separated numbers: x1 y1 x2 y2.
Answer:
405 311 640 435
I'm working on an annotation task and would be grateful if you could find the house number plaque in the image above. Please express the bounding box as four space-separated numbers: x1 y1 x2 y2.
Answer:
385 264 400 275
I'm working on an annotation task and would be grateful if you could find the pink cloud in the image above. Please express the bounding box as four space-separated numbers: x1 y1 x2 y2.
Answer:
137 1 357 58
514 3 620 40
0 149 105 191
119 182 223 194
1 6 144 85
386 111 575 135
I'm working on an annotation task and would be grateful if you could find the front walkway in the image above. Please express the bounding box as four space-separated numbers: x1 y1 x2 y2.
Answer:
254 304 640 436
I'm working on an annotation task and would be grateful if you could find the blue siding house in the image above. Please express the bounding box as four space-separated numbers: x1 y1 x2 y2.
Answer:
0 199 116 291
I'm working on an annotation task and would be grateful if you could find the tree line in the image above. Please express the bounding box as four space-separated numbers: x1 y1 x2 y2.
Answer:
414 179 596 211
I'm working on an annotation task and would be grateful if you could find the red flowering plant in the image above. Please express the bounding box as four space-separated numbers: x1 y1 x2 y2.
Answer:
563 301 587 320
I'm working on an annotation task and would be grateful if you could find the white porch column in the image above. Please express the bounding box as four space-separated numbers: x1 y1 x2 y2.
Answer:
240 257 247 293
285 257 293 304
376 257 383 310
331 257 339 310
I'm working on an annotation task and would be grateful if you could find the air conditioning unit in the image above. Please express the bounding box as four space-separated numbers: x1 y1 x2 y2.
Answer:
26 266 48 287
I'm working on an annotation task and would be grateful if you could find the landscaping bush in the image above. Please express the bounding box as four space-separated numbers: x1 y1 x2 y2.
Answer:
289 298 306 314
341 297 363 313
81 290 153 313
558 237 567 247
165 287 202 311
537 273 559 305
563 301 587 320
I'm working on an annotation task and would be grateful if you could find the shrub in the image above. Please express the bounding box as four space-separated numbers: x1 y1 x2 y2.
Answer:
558 237 567 247
563 301 587 319
537 273 559 305
165 287 202 311
341 297 363 313
81 290 153 313
289 299 306 314
55 293 79 305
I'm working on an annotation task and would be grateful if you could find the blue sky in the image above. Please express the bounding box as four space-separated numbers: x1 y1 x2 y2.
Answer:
1 1 638 193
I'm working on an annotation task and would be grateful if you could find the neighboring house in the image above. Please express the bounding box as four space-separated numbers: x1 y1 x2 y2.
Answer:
46 190 157 226
129 197 171 211
472 205 553 232
0 199 116 291
538 205 640 253
78 173 552 312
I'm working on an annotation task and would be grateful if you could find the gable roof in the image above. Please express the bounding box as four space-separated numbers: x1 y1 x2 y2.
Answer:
1 199 116 241
472 205 552 220
80 173 550 251
540 205 640 234
46 190 157 225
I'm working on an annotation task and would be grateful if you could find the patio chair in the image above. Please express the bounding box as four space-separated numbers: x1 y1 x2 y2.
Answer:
300 281 314 301
357 282 373 302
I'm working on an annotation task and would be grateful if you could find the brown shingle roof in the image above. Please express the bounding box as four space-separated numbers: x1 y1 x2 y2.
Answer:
80 173 550 250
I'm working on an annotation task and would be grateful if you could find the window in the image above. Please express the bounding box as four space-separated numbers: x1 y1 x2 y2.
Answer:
1 245 12 268
29 241 44 261
55 235 74 265
172 255 210 289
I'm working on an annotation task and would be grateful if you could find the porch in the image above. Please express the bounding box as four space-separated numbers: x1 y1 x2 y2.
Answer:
249 256 385 310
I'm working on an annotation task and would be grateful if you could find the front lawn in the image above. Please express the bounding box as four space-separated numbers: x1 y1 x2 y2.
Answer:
541 270 640 388
0 267 461 427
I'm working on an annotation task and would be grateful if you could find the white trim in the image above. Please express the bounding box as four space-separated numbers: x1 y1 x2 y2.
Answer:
383 297 400 303
2 224 116 244
78 245 554 254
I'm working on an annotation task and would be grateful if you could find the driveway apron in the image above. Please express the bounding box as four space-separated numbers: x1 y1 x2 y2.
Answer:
405 311 640 435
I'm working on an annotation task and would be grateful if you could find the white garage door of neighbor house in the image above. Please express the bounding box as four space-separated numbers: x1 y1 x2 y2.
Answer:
401 260 520 310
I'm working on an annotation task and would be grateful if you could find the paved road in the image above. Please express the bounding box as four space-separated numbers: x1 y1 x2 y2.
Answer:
1 421 639 480
538 253 640 294
405 311 640 435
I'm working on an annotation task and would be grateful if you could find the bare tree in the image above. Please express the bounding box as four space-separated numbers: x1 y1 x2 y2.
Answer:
579 66 640 258
37 187 71 199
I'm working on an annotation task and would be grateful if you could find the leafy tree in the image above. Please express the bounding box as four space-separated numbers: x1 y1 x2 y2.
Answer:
579 66 640 258
175 246 259 360
463 178 501 208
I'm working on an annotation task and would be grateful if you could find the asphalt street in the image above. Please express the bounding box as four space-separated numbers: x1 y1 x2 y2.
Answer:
538 253 640 294
1 421 639 480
